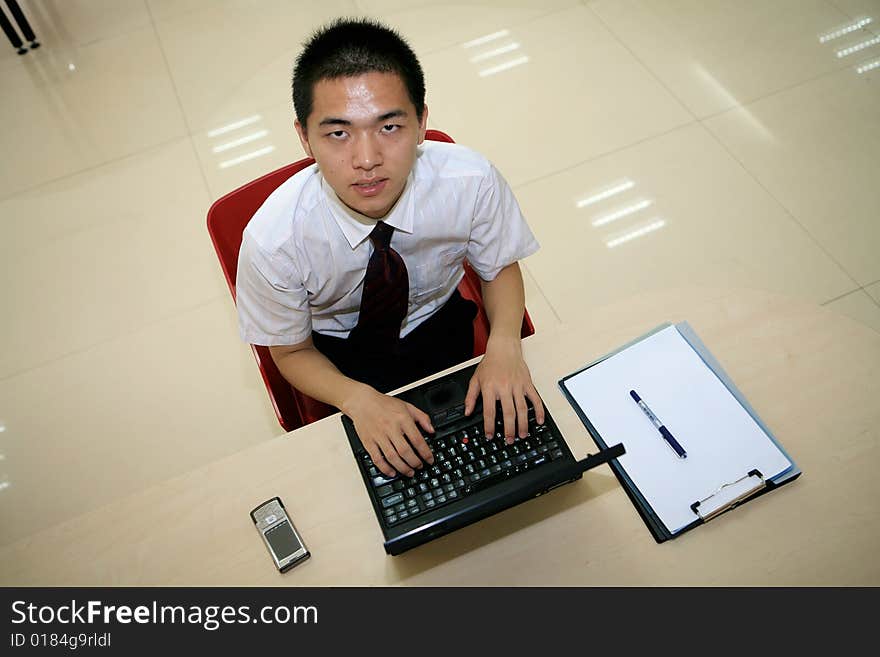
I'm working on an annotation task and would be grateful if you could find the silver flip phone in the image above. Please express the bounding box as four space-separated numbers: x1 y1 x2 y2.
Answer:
250 497 310 572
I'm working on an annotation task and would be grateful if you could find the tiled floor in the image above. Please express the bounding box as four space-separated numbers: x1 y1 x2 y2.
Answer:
1 0 878 547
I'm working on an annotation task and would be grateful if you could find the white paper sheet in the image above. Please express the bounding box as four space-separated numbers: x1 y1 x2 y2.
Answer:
563 326 792 533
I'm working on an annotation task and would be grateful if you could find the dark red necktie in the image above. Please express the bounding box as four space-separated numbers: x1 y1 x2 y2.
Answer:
352 221 409 345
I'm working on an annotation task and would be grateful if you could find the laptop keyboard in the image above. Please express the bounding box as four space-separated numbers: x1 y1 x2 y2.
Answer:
360 406 567 527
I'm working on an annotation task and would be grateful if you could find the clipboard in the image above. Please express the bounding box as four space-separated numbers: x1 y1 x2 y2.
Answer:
558 322 801 542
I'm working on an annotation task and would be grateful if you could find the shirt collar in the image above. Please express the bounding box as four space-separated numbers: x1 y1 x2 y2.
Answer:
321 173 415 249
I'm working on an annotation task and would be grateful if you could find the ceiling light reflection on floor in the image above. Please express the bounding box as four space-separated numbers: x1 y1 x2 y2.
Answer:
856 58 880 73
592 199 653 227
479 55 530 77
819 17 872 43
836 35 880 58
576 179 635 208
462 29 510 49
212 129 269 153
470 42 520 63
606 219 666 248
219 145 276 169
207 114 262 138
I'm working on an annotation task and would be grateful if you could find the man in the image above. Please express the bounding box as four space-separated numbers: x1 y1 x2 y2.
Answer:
236 18 544 479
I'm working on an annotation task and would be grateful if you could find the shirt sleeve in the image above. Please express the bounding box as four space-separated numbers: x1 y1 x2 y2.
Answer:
235 233 313 346
466 164 540 281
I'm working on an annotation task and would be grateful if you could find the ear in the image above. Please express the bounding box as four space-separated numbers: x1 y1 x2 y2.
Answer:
294 119 313 158
417 104 428 144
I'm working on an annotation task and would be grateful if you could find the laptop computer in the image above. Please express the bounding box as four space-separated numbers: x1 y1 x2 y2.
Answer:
341 361 625 555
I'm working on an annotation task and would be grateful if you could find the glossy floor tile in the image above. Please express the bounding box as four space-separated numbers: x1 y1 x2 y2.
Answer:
0 25 188 198
514 123 856 317
0 138 223 378
0 0 152 72
705 66 880 286
0 1 876 548
422 4 693 186
587 0 879 118
151 0 358 133
0 298 279 547
521 263 561 330
825 289 880 332
356 0 578 54
828 0 880 20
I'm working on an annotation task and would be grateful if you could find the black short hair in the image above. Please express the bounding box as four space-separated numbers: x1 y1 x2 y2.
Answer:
292 18 425 129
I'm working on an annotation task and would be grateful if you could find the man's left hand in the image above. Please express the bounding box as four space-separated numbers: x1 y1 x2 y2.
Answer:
463 335 545 442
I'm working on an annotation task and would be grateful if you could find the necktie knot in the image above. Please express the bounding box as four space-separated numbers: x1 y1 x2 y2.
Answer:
368 221 394 250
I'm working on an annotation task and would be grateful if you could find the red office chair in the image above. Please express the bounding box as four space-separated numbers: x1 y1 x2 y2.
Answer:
207 129 535 432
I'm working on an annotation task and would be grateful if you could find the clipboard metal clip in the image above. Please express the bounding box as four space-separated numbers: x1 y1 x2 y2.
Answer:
690 469 766 522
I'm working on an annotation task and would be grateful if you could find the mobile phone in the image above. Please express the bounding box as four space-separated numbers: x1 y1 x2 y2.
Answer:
250 497 310 572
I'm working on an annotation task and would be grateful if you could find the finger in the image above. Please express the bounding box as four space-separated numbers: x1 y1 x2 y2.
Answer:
482 387 496 439
500 394 517 443
407 403 435 435
525 385 545 425
515 391 529 439
464 375 480 416
367 444 397 479
379 439 415 478
390 432 423 471
401 420 434 465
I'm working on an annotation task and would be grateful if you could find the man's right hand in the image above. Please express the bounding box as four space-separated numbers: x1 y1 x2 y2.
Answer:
343 385 435 478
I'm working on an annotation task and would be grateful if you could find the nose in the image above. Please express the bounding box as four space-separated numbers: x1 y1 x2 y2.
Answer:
352 133 381 171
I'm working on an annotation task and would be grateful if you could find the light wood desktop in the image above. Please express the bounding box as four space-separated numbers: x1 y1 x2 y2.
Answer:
2 287 878 586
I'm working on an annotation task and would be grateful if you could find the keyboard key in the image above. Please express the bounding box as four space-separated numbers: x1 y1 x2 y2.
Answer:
398 510 410 521
382 493 404 508
395 503 407 513
372 476 395 487
444 483 455 493
406 499 418 508
448 490 459 500
376 484 393 497
383 507 395 517
551 449 564 460
386 514 398 525
435 495 447 504
392 480 405 491
405 487 417 499
454 479 466 489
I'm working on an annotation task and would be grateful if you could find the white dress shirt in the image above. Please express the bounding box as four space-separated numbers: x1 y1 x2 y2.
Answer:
236 140 539 346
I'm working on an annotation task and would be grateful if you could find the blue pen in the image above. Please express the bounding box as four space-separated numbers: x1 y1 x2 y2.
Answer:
629 390 687 459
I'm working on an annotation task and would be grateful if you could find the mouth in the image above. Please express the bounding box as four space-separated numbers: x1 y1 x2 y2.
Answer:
351 178 388 197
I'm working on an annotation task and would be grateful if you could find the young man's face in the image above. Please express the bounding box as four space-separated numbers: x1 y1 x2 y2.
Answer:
295 71 428 219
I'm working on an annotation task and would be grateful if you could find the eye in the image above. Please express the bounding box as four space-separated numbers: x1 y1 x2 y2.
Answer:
327 130 347 139
381 124 401 133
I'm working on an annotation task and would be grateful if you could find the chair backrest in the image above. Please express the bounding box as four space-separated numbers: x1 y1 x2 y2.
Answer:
207 129 534 432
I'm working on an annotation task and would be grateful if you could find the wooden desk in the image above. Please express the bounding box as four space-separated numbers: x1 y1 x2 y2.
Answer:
2 287 878 585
